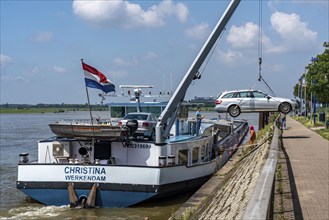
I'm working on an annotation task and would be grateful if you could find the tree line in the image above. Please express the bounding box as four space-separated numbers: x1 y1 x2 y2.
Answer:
293 42 329 104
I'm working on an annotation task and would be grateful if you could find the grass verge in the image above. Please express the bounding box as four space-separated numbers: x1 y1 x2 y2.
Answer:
292 116 329 141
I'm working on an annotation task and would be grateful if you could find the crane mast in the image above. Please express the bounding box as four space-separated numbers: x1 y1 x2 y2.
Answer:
155 0 241 144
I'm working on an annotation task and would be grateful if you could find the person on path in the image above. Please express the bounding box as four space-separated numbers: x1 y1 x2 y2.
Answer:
196 107 204 135
249 125 256 144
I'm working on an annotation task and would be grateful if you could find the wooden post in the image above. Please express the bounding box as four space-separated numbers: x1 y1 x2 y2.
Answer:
258 112 264 130
258 112 269 130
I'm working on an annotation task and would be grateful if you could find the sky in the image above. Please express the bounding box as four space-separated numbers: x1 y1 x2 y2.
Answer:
1 0 328 105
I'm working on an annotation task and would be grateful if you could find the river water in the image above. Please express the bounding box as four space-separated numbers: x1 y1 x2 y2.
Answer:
0 111 258 219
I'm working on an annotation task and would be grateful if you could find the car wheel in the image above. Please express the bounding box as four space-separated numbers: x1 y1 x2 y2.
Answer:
228 105 241 117
149 129 155 141
279 102 292 114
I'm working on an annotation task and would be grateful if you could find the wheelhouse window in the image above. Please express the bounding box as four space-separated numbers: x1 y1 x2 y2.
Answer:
192 147 199 164
140 106 162 117
178 149 188 165
205 143 212 160
201 145 205 161
110 107 125 118
204 145 209 161
127 106 138 114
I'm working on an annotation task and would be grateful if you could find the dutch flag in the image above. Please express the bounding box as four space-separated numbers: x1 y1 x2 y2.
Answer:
82 61 115 93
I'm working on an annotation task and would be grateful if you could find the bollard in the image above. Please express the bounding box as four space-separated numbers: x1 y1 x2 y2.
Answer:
19 153 29 164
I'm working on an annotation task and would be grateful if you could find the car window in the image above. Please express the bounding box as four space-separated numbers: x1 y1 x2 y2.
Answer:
124 114 136 120
236 92 248 98
222 92 235 98
247 92 254 97
138 115 148 120
253 91 267 98
124 114 148 120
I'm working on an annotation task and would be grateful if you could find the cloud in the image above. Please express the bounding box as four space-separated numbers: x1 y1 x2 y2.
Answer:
144 51 157 60
1 75 28 82
265 63 286 73
217 49 243 64
53 66 67 73
27 66 41 77
225 22 275 56
111 69 128 79
0 61 40 83
270 11 317 52
225 11 317 54
14 76 28 82
113 51 157 67
72 0 189 29
0 54 13 66
185 23 210 40
113 57 130 66
30 31 53 42
227 22 259 49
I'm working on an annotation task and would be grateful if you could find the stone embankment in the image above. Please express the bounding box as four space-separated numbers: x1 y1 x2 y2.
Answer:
172 134 271 219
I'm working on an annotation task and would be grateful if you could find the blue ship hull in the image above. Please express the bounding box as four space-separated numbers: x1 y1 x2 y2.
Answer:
20 188 157 207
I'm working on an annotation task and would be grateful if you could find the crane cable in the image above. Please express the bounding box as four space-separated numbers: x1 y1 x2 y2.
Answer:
258 0 263 82
231 0 275 114
257 0 276 97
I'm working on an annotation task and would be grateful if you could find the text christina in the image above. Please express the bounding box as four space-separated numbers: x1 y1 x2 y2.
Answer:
64 166 106 175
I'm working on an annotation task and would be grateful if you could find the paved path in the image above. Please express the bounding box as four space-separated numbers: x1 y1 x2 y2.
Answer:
282 117 329 220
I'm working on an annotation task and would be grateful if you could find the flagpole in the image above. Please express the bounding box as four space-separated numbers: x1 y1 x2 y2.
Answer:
81 59 96 139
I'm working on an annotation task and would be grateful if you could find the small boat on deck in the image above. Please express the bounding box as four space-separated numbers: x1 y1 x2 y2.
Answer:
17 0 243 208
49 120 124 139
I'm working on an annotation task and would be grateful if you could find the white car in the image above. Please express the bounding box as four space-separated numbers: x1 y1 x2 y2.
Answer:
118 112 157 140
214 89 295 117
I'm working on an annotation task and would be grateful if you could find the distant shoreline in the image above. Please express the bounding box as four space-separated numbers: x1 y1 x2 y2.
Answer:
0 107 108 114
1 109 85 114
0 106 215 114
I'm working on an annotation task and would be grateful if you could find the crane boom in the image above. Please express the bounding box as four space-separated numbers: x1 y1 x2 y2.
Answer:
155 0 241 144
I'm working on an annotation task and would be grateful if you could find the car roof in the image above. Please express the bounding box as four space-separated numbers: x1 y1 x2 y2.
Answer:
221 89 266 94
125 112 154 115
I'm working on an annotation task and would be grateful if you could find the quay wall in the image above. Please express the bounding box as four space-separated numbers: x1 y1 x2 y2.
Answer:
242 125 279 219
171 125 279 219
